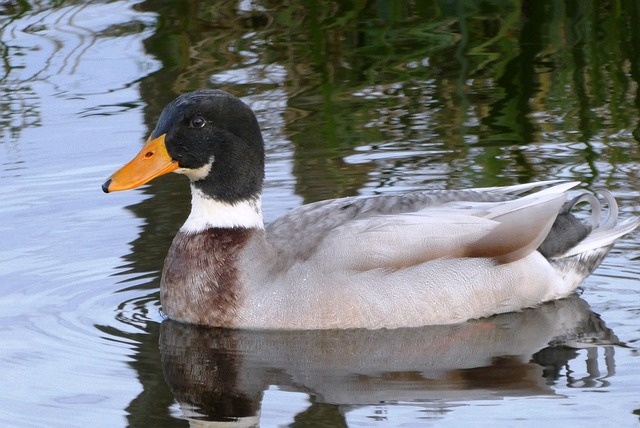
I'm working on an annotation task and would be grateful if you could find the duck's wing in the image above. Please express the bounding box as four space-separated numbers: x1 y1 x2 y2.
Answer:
266 182 576 268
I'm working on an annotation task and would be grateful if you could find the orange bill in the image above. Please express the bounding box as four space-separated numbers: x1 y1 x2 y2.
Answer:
102 134 178 193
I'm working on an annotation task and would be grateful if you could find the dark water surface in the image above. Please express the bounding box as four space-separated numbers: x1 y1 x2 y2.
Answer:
1 1 639 426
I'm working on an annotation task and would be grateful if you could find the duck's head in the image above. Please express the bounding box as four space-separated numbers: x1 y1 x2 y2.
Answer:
102 90 265 203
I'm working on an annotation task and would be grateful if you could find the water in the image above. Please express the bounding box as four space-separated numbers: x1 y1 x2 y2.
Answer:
1 0 639 426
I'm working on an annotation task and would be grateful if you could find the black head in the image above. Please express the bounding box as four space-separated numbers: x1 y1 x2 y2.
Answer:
154 89 265 202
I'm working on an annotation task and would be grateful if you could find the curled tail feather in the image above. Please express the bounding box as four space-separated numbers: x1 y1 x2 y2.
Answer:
544 190 639 287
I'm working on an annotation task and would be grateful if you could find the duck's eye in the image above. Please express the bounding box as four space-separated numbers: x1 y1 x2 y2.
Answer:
190 116 206 129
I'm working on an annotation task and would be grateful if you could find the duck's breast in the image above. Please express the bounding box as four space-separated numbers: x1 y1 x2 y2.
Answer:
161 227 259 327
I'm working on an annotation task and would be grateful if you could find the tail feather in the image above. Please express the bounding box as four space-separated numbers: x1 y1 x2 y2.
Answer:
561 190 638 258
547 189 639 287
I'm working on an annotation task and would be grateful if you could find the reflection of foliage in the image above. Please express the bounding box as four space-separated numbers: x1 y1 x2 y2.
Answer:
0 83 40 143
139 0 640 201
0 1 41 144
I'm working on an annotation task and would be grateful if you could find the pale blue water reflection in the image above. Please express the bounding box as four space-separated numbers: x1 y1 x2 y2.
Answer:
0 1 639 427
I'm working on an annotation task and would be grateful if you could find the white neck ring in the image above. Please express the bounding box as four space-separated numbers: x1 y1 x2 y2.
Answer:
180 186 264 233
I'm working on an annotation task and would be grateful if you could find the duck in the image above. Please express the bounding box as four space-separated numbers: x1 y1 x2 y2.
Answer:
102 89 639 330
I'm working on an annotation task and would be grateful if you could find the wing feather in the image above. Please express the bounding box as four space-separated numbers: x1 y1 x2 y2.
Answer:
308 192 566 270
265 182 573 268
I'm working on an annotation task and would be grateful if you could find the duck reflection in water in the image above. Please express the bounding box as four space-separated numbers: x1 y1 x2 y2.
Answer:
159 295 619 426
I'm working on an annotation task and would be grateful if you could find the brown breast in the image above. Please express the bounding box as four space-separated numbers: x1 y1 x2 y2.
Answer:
160 227 254 327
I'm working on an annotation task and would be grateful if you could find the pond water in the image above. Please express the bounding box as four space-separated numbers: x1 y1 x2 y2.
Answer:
1 0 639 426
